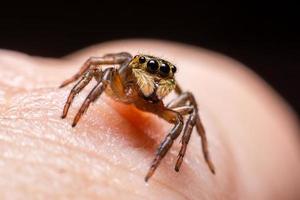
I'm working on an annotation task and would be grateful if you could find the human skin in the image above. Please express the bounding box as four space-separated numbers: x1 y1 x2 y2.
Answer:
0 39 299 200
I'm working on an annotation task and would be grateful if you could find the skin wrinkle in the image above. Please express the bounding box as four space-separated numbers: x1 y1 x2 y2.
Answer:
0 125 151 183
0 90 196 199
0 158 150 200
0 128 188 200
0 161 110 199
0 137 190 200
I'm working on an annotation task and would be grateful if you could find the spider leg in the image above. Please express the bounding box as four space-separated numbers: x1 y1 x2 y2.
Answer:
175 109 197 172
167 104 196 172
168 91 215 174
144 109 183 182
71 68 113 127
166 92 191 109
59 52 132 88
61 68 101 119
196 115 215 174
171 105 193 115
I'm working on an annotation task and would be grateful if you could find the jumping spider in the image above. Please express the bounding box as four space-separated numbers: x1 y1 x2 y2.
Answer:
60 52 215 181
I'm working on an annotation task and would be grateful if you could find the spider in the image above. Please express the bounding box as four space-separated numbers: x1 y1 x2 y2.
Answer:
59 52 215 181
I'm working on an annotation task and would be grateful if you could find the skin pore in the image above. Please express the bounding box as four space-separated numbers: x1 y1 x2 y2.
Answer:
0 39 299 199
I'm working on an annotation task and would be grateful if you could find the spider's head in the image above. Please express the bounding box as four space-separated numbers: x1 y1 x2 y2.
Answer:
129 55 177 101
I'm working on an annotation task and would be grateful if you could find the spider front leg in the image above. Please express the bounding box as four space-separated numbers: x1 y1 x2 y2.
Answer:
60 52 132 125
71 68 113 127
59 52 132 88
143 107 184 182
61 68 101 119
167 91 215 174
174 107 198 171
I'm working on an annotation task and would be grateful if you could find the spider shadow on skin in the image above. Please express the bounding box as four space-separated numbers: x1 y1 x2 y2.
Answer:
68 89 162 152
104 96 165 151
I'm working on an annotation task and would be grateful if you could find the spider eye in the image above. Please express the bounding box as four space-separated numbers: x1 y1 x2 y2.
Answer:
172 65 177 73
139 56 146 63
147 60 159 73
159 63 170 77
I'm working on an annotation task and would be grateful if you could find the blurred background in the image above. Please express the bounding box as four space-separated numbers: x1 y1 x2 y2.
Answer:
0 1 299 114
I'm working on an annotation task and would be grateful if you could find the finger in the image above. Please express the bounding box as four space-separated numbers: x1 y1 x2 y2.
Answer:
0 39 299 199
0 44 230 199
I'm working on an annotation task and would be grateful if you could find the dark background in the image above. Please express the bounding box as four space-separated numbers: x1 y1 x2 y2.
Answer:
0 1 299 114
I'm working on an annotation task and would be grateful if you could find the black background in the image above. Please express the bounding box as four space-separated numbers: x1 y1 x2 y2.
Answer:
1 1 299 114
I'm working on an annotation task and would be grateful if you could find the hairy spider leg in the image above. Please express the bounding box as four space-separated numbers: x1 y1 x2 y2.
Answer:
168 91 215 174
71 59 133 127
61 68 101 119
60 52 132 123
72 68 113 127
59 52 132 88
145 110 183 181
131 100 183 182
174 108 198 171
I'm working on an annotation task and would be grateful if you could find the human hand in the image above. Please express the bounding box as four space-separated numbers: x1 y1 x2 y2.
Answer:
0 40 299 199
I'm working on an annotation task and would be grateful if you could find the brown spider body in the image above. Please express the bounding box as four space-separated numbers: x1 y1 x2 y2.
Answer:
60 52 215 181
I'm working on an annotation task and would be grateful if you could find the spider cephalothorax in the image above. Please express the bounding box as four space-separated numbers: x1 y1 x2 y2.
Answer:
60 52 215 182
